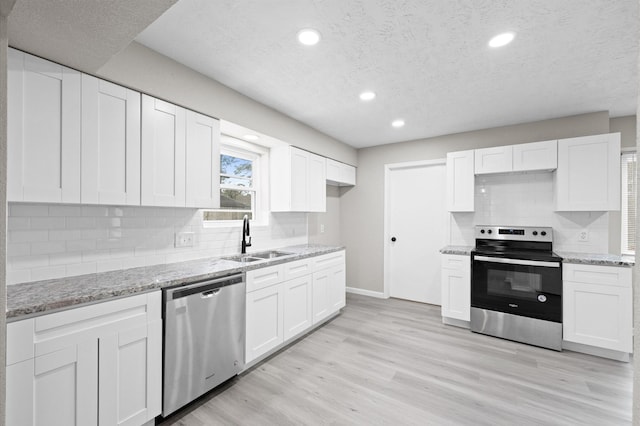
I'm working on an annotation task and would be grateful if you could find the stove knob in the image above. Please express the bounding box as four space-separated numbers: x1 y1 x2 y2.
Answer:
480 229 485 234
541 231 547 236
487 229 492 234
532 231 538 236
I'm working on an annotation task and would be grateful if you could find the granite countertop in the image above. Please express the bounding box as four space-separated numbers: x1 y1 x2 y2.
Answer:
7 244 344 321
556 251 635 267
439 245 473 256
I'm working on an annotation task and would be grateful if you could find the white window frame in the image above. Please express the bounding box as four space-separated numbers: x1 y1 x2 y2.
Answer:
203 136 270 228
621 149 636 255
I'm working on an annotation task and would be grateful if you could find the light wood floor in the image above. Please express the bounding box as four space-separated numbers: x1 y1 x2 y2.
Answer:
159 293 633 425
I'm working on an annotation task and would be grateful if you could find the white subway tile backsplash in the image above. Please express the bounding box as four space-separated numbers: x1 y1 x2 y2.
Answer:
450 171 609 252
11 204 49 217
31 265 66 281
66 262 97 277
31 241 67 255
8 217 30 230
10 230 48 243
7 202 308 284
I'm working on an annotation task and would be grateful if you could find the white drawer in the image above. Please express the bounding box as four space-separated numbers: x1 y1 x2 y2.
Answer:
441 254 470 271
563 263 631 288
284 258 314 280
246 264 285 293
314 251 345 270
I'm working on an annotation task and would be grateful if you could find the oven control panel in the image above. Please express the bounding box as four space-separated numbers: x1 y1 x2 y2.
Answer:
475 225 553 242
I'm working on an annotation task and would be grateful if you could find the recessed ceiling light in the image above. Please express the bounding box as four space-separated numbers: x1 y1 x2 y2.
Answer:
244 134 259 141
359 91 376 101
488 32 515 48
391 119 405 128
297 29 321 46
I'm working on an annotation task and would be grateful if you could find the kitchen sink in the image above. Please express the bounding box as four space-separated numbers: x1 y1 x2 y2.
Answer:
222 254 263 263
250 250 294 259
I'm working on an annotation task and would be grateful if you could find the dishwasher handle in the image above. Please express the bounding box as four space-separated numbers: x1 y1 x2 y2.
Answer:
201 288 221 298
165 273 244 301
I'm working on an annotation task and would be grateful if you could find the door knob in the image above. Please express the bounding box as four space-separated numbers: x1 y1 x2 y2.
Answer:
391 237 397 242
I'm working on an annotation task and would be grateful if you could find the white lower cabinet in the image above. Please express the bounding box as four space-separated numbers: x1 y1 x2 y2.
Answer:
283 275 313 340
245 250 346 365
563 263 632 354
6 292 161 426
440 254 471 323
245 282 285 362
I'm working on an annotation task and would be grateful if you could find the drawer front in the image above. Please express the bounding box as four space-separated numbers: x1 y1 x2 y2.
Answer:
441 254 470 271
563 263 631 288
246 264 285 292
284 258 314 280
314 251 345 270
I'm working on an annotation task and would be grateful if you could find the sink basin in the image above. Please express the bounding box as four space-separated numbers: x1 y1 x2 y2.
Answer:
222 254 263 263
250 250 294 259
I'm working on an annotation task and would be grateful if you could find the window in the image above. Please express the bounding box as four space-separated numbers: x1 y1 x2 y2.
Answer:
203 137 268 224
621 151 636 255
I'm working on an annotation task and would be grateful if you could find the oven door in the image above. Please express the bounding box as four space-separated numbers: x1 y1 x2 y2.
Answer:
471 254 562 322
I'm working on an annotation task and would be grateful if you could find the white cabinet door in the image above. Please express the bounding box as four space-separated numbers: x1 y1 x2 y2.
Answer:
290 147 308 211
99 321 162 426
563 264 632 353
446 150 474 212
81 74 141 205
512 140 557 171
8 48 81 203
141 94 187 207
440 254 470 321
271 146 327 212
555 133 620 211
474 145 513 174
185 111 221 208
7 342 98 426
326 158 356 186
327 264 346 312
245 284 284 363
307 151 326 212
312 269 331 324
283 275 313 340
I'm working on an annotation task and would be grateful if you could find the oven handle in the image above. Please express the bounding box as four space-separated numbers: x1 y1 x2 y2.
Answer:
474 255 561 268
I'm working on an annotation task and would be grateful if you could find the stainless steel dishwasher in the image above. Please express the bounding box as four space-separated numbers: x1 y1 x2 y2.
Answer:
162 273 245 417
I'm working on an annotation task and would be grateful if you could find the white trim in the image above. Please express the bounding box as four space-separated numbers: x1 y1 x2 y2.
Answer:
383 158 447 299
346 287 387 299
621 147 636 153
562 340 630 362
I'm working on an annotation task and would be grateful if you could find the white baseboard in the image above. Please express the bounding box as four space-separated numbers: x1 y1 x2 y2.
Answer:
442 316 470 329
346 287 387 299
562 340 631 362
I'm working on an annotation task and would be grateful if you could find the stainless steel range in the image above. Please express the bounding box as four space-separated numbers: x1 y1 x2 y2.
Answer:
470 225 563 351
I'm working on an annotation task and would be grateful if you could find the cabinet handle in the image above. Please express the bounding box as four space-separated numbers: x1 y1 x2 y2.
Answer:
391 237 397 242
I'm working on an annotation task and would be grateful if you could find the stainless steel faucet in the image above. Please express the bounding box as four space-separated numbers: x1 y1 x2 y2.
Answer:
241 215 252 254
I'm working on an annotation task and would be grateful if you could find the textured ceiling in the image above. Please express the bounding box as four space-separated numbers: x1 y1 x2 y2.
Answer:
8 0 177 72
136 0 639 148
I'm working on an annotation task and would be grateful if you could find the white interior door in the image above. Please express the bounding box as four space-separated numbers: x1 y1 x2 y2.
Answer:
386 161 447 304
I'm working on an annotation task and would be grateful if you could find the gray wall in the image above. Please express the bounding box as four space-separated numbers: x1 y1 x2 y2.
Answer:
308 185 342 245
342 111 623 293
611 115 637 148
97 42 357 166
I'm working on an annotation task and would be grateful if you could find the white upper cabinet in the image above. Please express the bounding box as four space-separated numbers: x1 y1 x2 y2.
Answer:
81 74 141 205
555 133 620 211
512 139 557 171
446 150 474 212
271 146 326 212
141 95 187 207
8 48 81 203
185 111 221 208
326 158 356 186
474 145 513 174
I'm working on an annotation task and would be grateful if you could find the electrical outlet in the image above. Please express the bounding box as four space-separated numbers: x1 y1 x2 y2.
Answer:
320 224 325 234
578 229 589 242
175 232 195 248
